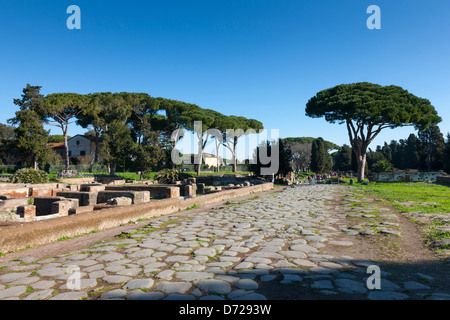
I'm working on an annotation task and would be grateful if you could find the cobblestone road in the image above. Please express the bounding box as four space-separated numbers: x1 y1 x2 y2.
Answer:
1 184 449 300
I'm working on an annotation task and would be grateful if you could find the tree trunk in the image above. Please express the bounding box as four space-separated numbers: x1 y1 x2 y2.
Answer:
357 152 367 182
63 128 70 171
94 129 100 163
110 163 116 176
233 137 238 172
172 133 178 169
33 155 38 170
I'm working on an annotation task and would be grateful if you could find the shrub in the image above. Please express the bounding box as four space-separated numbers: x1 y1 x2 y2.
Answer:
155 169 180 184
155 168 192 184
10 168 49 184
371 160 394 173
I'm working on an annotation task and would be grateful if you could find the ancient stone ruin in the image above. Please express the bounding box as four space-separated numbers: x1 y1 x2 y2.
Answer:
0 175 266 223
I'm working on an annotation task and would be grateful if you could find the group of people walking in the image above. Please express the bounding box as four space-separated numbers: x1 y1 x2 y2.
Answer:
306 171 337 184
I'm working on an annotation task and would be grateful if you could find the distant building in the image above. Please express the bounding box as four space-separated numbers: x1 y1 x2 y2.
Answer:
189 153 224 168
48 142 65 158
49 134 102 163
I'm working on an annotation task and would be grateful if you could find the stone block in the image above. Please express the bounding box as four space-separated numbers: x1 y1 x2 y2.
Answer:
164 187 179 198
17 205 36 222
51 188 64 197
33 196 78 216
29 186 53 197
107 197 133 206
97 191 149 204
79 184 106 192
56 191 98 206
51 200 78 216
183 184 196 198
68 205 96 215
0 198 30 211
196 183 205 194
65 185 79 191
0 187 29 198
107 180 126 186
187 177 196 184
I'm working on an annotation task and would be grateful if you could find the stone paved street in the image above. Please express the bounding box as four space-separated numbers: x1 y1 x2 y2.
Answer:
1 184 449 300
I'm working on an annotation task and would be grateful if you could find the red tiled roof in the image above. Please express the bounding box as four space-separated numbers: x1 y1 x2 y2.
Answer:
48 142 64 148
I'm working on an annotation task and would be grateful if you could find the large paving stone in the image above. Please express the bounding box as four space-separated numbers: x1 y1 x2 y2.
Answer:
334 279 367 294
50 292 88 300
156 281 192 294
196 279 232 294
122 279 154 290
0 272 32 283
174 272 214 282
0 286 28 299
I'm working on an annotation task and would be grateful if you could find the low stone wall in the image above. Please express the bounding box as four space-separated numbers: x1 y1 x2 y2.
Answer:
105 185 181 199
195 175 263 186
0 183 273 253
436 176 450 185
33 197 79 216
97 190 150 204
57 177 96 185
56 191 98 206
375 172 441 182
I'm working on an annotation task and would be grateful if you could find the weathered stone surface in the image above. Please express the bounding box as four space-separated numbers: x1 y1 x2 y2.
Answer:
122 279 154 290
174 272 214 282
50 292 88 300
0 272 32 283
0 286 28 299
334 279 367 294
56 191 96 206
107 197 133 206
367 291 409 300
17 205 36 222
289 244 318 253
103 275 132 284
235 278 259 290
156 281 192 294
196 279 232 294
23 289 54 300
193 247 217 257
403 281 431 290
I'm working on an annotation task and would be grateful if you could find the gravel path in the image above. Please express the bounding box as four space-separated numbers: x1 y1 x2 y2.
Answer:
1 184 449 300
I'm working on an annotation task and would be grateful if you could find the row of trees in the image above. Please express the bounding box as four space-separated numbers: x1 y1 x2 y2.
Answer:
332 125 450 174
6 84 264 176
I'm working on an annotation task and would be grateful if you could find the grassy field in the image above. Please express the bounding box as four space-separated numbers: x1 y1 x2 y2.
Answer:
353 182 450 250
354 182 450 214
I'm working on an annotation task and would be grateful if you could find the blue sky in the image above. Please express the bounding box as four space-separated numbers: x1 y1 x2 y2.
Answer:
1 0 449 159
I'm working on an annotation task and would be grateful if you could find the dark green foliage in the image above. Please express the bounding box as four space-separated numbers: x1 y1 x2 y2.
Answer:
8 85 50 169
333 144 352 171
10 168 49 184
366 149 386 171
0 123 15 144
283 137 339 151
418 125 445 171
99 121 135 175
249 139 292 177
134 131 165 178
371 160 394 173
310 138 332 173
444 133 450 174
154 168 191 184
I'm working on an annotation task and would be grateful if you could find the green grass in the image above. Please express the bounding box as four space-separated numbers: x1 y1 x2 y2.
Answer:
353 182 450 214
181 170 252 176
353 181 450 249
